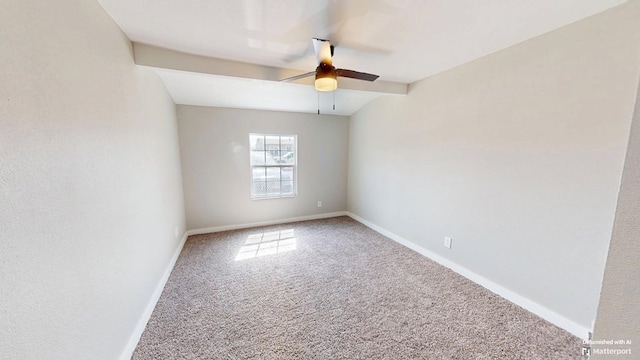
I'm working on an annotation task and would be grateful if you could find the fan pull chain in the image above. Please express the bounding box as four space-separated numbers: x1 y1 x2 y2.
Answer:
333 91 335 111
317 91 320 115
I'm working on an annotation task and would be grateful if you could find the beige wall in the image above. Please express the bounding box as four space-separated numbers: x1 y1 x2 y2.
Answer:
0 1 185 359
2 0 638 358
592 68 640 359
177 105 349 230
348 2 640 334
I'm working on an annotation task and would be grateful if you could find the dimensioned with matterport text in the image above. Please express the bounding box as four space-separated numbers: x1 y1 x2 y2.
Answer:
581 338 632 358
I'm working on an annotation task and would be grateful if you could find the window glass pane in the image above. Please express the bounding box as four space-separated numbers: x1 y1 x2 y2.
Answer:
265 152 279 165
282 167 293 180
281 136 295 150
250 151 265 165
267 181 281 196
252 167 266 179
280 152 295 165
252 167 267 197
273 150 282 163
250 135 264 151
266 167 281 180
252 181 266 197
281 181 293 195
265 135 279 153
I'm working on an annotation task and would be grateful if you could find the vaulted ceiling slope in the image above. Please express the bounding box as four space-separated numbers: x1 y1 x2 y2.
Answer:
98 0 626 115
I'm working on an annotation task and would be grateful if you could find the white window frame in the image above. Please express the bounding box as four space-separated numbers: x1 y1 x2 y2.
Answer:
249 133 297 200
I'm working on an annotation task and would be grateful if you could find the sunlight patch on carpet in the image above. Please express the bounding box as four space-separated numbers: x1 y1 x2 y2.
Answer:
235 229 297 261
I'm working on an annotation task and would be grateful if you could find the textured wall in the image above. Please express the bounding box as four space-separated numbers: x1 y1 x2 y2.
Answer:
0 1 185 359
592 65 640 358
177 105 349 230
348 3 640 332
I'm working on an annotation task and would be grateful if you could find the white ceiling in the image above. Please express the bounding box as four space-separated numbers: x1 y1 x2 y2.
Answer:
99 0 626 115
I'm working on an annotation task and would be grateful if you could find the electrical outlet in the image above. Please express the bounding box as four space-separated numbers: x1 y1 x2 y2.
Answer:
317 201 322 208
444 236 452 249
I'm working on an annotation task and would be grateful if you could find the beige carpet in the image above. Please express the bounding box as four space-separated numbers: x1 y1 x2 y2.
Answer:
132 216 582 359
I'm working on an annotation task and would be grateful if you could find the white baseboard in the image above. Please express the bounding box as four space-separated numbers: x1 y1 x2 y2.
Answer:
119 211 347 358
119 231 189 360
346 212 590 340
186 211 349 236
119 210 588 360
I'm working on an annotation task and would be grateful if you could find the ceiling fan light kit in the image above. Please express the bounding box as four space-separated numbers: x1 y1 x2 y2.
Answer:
282 38 379 93
314 63 338 91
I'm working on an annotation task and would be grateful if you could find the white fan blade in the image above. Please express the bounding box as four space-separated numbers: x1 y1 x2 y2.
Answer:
312 38 332 66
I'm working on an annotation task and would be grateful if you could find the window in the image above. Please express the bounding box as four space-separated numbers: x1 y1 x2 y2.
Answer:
250 134 296 199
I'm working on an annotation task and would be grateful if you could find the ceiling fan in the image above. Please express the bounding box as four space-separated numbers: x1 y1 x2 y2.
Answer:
281 38 379 92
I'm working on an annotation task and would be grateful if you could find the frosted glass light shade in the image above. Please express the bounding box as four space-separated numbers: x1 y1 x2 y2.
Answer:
315 76 337 91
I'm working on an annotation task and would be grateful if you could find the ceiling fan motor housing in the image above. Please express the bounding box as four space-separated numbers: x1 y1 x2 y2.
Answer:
279 38 378 91
315 63 338 91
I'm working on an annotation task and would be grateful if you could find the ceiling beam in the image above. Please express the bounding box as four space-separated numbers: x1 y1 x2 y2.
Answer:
133 43 408 95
